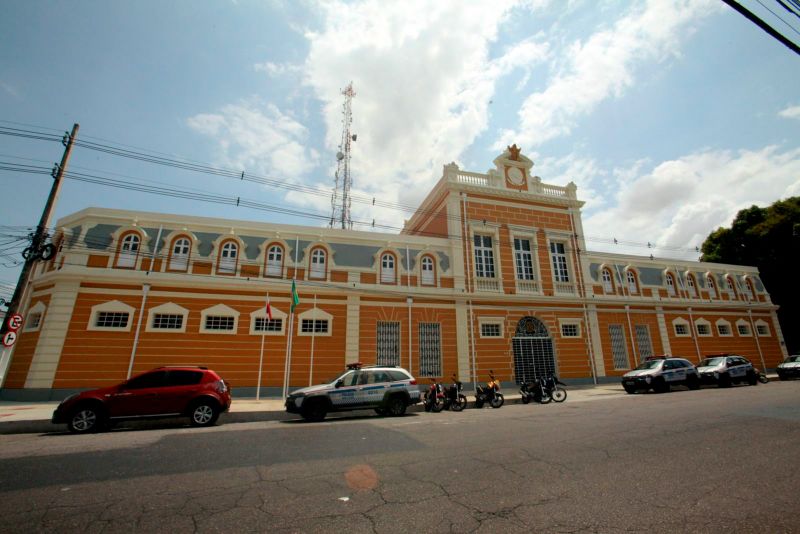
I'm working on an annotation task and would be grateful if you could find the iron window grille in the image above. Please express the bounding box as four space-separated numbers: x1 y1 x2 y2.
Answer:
634 325 653 362
152 314 184 330
205 315 235 331
376 321 401 366
418 322 442 377
254 318 283 332
609 324 630 370
96 312 130 328
480 323 502 337
561 323 579 337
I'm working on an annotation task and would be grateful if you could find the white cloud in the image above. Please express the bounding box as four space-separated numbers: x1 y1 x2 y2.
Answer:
778 105 800 120
497 0 720 148
300 0 548 229
187 98 319 177
583 145 800 259
254 62 302 77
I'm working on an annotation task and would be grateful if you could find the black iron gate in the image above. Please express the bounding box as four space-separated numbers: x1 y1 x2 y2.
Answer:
512 316 556 384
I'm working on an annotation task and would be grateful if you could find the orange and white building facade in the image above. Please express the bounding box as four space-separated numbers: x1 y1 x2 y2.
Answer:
0 147 788 399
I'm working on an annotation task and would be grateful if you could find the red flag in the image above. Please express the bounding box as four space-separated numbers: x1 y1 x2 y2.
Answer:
266 299 272 321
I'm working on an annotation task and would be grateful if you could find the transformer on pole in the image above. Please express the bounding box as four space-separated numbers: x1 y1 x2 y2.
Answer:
330 82 356 230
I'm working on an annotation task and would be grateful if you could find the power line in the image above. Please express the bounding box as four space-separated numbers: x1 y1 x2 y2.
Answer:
722 0 800 56
754 0 800 38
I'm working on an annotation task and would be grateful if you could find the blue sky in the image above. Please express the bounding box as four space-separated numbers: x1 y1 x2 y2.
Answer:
1 0 799 300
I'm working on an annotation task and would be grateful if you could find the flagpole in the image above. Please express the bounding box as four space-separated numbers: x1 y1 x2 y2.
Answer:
256 292 269 401
283 237 301 399
309 293 317 386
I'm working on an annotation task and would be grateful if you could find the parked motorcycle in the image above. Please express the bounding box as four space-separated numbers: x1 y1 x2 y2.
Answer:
520 374 568 404
755 368 769 384
475 371 504 408
423 379 444 412
441 375 467 411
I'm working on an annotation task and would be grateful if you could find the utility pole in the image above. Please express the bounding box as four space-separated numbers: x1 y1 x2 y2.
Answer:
0 123 79 345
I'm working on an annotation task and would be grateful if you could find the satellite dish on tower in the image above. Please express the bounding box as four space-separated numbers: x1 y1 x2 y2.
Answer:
351 134 357 142
336 151 344 161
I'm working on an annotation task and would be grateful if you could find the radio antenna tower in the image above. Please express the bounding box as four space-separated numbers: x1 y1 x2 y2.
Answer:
330 82 356 229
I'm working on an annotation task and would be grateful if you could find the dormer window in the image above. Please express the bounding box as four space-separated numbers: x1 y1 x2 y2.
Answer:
116 233 140 268
602 268 614 294
380 253 396 284
726 276 737 298
168 237 191 271
626 270 638 294
421 255 435 286
707 275 717 299
266 244 283 277
686 274 697 298
310 248 326 279
218 241 238 274
666 273 676 296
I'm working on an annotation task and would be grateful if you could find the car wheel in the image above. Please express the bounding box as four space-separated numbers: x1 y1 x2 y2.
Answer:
387 396 407 416
747 372 758 386
654 379 669 393
67 405 104 434
778 372 786 381
374 408 387 416
190 400 220 427
623 385 636 394
301 399 328 422
686 375 700 390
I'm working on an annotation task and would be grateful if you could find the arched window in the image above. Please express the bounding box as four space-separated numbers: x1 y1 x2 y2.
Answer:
626 270 638 294
601 268 613 294
686 274 697 298
218 241 238 274
666 273 676 296
117 233 140 268
380 253 396 283
310 248 326 279
168 237 190 271
707 275 717 299
266 244 283 277
745 279 756 300
726 276 737 298
421 255 435 286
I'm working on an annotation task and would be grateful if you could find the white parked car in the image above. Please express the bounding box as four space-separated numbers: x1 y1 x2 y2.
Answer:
777 355 800 380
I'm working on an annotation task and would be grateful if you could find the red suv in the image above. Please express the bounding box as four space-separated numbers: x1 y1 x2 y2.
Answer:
52 366 232 433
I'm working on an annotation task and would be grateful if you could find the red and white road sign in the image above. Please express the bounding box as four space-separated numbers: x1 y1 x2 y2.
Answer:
7 313 23 332
2 331 17 347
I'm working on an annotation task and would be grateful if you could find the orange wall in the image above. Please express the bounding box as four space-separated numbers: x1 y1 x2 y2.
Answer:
3 295 51 388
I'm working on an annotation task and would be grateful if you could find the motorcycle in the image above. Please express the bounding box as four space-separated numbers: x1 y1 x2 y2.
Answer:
475 371 504 409
423 379 444 412
755 368 770 384
441 375 467 411
520 374 568 404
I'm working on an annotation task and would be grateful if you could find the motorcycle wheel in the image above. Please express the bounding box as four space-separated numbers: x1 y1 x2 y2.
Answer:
552 388 567 403
521 393 531 404
451 394 467 412
432 398 445 413
475 398 484 409
490 393 504 408
758 374 769 384
538 393 552 404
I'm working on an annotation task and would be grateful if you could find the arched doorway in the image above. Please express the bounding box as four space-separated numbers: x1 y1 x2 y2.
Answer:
512 316 556 384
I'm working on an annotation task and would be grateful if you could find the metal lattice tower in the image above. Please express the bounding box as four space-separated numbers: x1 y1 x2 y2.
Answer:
330 82 356 230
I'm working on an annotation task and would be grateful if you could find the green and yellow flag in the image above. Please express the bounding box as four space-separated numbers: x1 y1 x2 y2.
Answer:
290 279 300 312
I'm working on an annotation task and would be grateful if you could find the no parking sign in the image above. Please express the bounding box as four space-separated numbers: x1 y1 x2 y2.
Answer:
2 331 17 347
6 313 23 331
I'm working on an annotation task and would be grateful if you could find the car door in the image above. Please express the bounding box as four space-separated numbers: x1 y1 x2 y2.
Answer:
158 370 204 414
362 370 391 407
663 360 685 383
106 370 167 418
329 371 360 409
727 357 747 379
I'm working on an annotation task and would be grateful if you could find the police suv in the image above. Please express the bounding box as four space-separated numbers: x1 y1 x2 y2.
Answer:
697 354 758 387
285 363 421 422
621 356 700 394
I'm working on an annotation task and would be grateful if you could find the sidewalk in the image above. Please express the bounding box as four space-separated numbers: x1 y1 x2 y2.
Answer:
0 383 625 435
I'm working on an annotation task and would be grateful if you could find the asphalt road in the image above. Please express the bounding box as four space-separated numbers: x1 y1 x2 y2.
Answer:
0 382 797 533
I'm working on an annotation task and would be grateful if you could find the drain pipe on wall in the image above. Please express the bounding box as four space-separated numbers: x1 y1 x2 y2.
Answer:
406 246 413 371
127 225 162 379
461 192 478 393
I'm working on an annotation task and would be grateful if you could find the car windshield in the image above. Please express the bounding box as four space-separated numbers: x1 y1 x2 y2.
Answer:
786 356 800 363
700 357 725 367
634 360 663 370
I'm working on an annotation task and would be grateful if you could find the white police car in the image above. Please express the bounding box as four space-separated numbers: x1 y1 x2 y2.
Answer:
697 354 758 387
621 356 700 394
777 354 800 380
285 363 421 422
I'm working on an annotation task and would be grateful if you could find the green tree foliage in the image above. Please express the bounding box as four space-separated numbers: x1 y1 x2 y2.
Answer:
700 197 800 355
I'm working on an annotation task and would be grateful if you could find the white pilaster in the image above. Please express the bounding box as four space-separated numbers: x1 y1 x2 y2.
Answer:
656 306 671 355
345 295 360 364
586 304 605 377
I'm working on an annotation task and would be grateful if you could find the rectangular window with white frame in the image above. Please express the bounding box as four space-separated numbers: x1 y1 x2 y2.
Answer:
473 235 495 278
479 322 502 338
560 322 581 338
755 321 770 337
96 312 130 329
152 314 184 330
549 241 570 283
204 315 235 331
301 319 329 334
254 317 283 333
